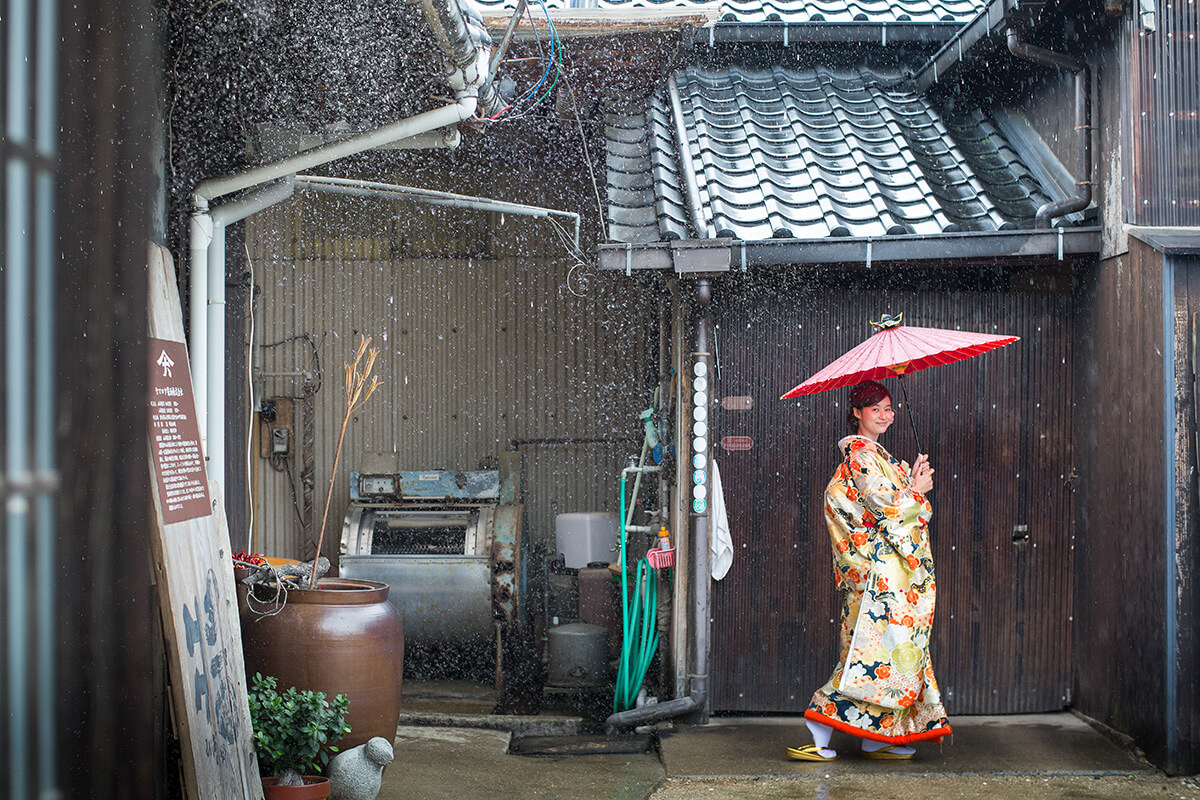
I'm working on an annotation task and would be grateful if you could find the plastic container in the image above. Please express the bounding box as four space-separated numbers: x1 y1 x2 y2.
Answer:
578 563 620 658
556 513 617 569
546 623 608 688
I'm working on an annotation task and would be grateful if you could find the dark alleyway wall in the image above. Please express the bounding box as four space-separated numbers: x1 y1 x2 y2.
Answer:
1072 238 1171 768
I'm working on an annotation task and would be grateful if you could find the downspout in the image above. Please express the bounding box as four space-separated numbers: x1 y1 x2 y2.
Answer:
203 177 295 492
1006 30 1092 228
606 278 712 733
189 63 483 491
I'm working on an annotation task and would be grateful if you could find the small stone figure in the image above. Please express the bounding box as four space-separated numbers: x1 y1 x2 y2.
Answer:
327 736 394 800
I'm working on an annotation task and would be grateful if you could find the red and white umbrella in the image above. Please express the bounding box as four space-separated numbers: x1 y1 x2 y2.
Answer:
781 314 1019 450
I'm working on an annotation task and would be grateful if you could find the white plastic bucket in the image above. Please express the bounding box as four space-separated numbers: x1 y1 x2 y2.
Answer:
555 512 617 569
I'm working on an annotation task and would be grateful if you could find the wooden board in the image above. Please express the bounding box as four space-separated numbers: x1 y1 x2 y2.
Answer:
148 243 264 800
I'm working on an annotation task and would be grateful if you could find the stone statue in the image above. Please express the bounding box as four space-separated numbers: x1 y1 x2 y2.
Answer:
328 736 394 800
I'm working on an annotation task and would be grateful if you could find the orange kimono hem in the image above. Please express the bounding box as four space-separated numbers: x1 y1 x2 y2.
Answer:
804 709 951 745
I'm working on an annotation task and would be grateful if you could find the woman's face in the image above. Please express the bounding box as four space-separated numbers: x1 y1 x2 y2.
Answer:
853 397 894 440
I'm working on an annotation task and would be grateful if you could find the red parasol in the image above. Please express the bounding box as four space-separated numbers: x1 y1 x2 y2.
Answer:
780 314 1019 450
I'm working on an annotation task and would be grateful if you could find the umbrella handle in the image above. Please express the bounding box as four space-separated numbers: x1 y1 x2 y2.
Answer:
898 373 922 455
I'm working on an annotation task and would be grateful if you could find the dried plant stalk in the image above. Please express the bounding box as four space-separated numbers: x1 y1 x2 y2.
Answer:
311 334 382 588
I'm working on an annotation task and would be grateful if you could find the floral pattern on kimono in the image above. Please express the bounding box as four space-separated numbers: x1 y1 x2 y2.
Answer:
805 435 951 744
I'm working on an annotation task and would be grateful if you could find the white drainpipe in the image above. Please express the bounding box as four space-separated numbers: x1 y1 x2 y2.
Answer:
190 59 484 494
294 174 582 251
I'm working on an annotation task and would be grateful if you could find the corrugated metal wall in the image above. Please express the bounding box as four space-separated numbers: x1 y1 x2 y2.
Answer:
708 269 1075 714
244 197 658 562
1129 0 1200 226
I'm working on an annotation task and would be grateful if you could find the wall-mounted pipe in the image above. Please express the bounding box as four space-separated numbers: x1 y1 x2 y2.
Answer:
1006 30 1092 229
189 68 482 493
606 278 712 733
200 177 295 491
294 174 581 251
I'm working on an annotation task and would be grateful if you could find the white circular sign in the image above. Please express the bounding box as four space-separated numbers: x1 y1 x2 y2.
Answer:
693 436 707 452
692 484 706 500
693 361 707 377
693 420 707 437
693 391 707 408
693 405 707 422
692 453 707 469
693 376 707 392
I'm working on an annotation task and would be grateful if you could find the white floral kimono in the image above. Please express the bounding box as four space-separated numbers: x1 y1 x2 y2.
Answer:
805 435 951 744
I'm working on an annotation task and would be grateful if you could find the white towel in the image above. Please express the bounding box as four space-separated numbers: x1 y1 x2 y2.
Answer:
710 459 734 580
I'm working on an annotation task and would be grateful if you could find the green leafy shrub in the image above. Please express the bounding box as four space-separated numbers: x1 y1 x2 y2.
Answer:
247 672 351 786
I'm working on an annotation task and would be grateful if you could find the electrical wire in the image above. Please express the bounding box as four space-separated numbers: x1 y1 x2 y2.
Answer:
489 0 563 121
245 242 256 552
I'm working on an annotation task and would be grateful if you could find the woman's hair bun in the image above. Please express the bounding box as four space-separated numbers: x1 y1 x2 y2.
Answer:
846 380 890 430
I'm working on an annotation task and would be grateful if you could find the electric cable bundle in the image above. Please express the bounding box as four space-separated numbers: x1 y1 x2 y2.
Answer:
489 0 563 121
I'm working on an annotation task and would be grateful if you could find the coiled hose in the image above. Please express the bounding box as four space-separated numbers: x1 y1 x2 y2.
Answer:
613 470 659 713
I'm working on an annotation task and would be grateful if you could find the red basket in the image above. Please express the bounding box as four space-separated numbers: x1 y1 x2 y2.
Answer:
646 546 676 569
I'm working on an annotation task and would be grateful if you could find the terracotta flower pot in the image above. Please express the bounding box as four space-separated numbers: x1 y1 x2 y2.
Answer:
241 578 404 750
261 776 330 799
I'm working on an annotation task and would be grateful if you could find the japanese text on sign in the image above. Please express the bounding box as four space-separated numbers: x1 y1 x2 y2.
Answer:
148 337 211 523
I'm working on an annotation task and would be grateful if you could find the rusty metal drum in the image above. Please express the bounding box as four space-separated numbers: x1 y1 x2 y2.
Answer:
241 578 404 751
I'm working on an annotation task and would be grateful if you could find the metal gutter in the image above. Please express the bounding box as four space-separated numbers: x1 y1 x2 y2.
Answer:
698 20 963 47
911 0 1012 92
1006 30 1091 228
667 74 711 239
989 104 1079 210
598 227 1102 272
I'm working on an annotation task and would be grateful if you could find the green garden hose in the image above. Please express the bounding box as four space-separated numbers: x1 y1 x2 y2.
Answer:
614 470 659 713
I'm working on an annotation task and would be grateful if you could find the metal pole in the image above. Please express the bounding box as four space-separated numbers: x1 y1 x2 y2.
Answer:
898 373 922 454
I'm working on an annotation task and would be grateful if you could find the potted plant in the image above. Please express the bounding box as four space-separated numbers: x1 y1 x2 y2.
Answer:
248 672 351 799
239 335 405 750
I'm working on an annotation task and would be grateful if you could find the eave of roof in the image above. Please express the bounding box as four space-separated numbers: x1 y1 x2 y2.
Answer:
1127 226 1200 255
597 226 1101 272
700 20 963 45
475 0 987 28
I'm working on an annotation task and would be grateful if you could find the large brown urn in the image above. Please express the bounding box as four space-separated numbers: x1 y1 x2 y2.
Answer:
241 578 404 751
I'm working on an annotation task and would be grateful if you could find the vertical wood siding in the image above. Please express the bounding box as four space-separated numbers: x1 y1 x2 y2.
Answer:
1074 239 1169 763
1173 253 1200 774
245 200 657 563
708 270 1074 714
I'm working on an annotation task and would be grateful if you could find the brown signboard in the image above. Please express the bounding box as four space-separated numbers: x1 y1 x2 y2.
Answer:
148 337 210 524
721 395 754 411
721 435 754 451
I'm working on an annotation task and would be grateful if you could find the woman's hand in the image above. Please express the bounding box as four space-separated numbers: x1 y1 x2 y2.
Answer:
911 453 934 494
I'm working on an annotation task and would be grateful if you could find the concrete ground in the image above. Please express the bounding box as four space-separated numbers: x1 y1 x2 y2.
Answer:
376 682 1200 800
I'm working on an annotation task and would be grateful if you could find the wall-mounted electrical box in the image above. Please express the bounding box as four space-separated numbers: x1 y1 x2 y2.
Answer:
259 397 293 458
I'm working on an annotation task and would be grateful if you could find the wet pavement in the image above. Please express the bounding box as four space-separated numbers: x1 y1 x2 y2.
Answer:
377 682 1200 800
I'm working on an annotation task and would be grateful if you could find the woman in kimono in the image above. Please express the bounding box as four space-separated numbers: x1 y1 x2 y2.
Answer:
789 380 951 761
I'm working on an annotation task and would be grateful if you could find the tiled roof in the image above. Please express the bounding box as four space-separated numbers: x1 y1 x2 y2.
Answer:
606 66 1058 243
475 0 983 24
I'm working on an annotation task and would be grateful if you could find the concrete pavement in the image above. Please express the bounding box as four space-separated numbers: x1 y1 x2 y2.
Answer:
376 682 1199 800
